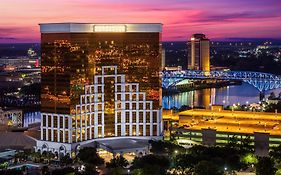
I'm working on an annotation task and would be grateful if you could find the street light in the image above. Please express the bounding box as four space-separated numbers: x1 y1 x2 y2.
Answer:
224 166 228 171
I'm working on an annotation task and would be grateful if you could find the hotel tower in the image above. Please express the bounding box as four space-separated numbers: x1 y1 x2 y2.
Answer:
187 34 210 71
35 23 163 156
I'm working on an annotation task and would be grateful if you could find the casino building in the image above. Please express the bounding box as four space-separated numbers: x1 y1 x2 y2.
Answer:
35 23 163 156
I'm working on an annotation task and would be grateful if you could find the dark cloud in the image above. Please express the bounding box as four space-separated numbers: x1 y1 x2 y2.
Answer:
0 37 17 40
193 11 280 23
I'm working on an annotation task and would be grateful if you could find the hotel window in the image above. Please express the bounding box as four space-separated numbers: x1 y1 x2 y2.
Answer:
53 116 58 128
87 114 90 125
98 127 102 137
146 112 151 123
97 94 102 102
65 117 69 129
146 125 150 136
98 86 102 93
43 129 46 140
125 94 130 101
86 96 90 103
59 130 63 142
43 115 46 126
87 128 90 139
98 104 102 111
117 102 122 110
132 94 137 101
98 77 102 84
132 85 137 92
81 96 85 104
117 112 121 123
153 112 157 123
126 112 130 123
132 103 136 110
81 114 86 127
132 112 136 123
139 94 143 101
125 103 130 109
139 112 143 123
117 94 121 101
117 85 121 92
91 128 95 139
125 125 129 136
117 125 121 136
139 125 143 136
146 103 151 109
125 85 130 92
98 113 102 124
117 76 122 83
60 116 63 128
132 125 136 135
65 131 69 143
48 117 52 127
48 130 52 141
91 114 95 125
139 103 143 110
153 125 157 136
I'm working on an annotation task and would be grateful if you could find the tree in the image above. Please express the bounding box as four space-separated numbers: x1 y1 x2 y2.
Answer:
149 140 185 155
265 102 281 113
52 167 75 175
270 144 281 163
106 155 128 168
60 154 73 166
194 161 223 175
41 165 50 175
77 147 104 175
106 156 129 175
42 151 55 163
256 157 276 175
268 92 276 100
131 154 170 175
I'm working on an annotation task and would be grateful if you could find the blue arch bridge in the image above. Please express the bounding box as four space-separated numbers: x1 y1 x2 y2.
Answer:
162 70 281 92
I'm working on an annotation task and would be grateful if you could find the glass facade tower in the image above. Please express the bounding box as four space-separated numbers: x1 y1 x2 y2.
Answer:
36 23 163 155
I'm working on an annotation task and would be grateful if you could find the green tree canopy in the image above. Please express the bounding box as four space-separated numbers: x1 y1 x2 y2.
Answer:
106 155 128 168
131 154 170 175
194 161 223 175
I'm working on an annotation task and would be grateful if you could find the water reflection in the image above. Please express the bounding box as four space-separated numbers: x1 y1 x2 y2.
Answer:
163 83 281 109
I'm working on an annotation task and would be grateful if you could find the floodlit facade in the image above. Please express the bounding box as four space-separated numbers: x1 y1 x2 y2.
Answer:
187 34 210 71
36 23 163 156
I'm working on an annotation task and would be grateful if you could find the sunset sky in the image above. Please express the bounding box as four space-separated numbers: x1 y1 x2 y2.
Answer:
1 0 281 43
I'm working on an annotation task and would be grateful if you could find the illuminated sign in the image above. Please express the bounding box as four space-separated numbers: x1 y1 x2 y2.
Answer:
94 25 126 32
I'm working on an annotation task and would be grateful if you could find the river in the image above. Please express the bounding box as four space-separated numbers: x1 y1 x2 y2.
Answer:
163 82 281 109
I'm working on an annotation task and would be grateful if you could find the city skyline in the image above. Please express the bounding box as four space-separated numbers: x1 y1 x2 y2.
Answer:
1 0 281 43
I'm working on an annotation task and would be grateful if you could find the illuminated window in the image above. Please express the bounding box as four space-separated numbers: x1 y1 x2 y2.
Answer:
132 112 136 123
132 103 136 110
139 103 143 109
139 125 143 136
125 103 130 109
139 112 143 123
94 25 126 32
153 112 157 123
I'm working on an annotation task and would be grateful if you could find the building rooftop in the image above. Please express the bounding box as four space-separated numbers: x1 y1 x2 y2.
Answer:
83 138 150 153
0 132 37 150
178 109 281 136
40 23 163 33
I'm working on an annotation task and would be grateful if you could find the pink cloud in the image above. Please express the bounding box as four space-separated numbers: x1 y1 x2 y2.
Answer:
0 0 280 43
